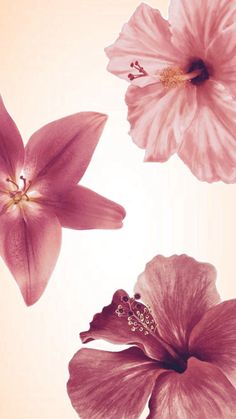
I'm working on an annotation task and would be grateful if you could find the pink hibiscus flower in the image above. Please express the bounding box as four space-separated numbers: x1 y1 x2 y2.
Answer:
106 1 236 183
67 255 236 418
0 97 125 306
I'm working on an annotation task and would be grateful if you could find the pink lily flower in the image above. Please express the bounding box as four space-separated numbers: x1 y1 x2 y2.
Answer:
106 1 236 183
67 255 236 418
0 98 125 306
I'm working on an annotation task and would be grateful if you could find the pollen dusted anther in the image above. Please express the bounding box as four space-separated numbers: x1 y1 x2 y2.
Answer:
115 293 156 336
160 65 203 89
160 67 185 89
128 60 147 80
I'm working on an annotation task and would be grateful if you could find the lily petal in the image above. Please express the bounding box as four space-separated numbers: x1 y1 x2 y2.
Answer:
67 347 164 419
0 203 61 305
169 0 236 56
148 357 236 419
189 300 236 387
208 24 236 98
134 255 220 354
178 81 236 183
126 83 197 162
42 185 125 230
80 289 172 362
105 3 179 86
0 97 24 186
24 112 107 191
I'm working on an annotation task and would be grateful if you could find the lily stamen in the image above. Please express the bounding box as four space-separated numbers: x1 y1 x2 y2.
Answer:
20 176 32 194
20 175 27 190
6 178 19 189
6 176 32 204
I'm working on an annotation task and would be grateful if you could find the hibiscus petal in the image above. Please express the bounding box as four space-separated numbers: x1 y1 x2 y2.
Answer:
189 300 236 387
148 357 236 419
126 83 197 162
0 97 24 185
105 3 179 86
67 347 164 419
178 81 236 183
169 0 236 56
134 255 220 354
0 203 61 305
42 185 125 230
24 112 107 191
208 24 236 98
80 289 172 362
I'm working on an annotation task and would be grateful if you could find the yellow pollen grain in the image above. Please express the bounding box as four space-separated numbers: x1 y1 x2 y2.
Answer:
160 67 185 89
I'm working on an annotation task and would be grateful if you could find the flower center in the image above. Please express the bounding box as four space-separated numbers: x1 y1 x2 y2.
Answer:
187 58 210 85
6 176 32 205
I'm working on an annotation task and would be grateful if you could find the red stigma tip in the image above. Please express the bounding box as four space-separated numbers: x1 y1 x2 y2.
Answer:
128 60 147 81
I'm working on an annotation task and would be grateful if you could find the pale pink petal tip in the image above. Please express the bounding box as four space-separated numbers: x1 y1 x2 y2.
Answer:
105 3 178 85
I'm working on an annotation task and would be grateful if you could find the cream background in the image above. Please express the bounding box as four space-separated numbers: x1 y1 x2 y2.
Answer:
0 1 235 418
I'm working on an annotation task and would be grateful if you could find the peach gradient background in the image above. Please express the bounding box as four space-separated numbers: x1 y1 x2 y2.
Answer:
0 1 236 418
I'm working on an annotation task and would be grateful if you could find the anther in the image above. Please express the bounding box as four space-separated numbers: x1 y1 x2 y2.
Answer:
160 66 203 89
160 67 185 89
20 175 26 188
6 178 19 189
115 292 157 337
21 176 32 194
